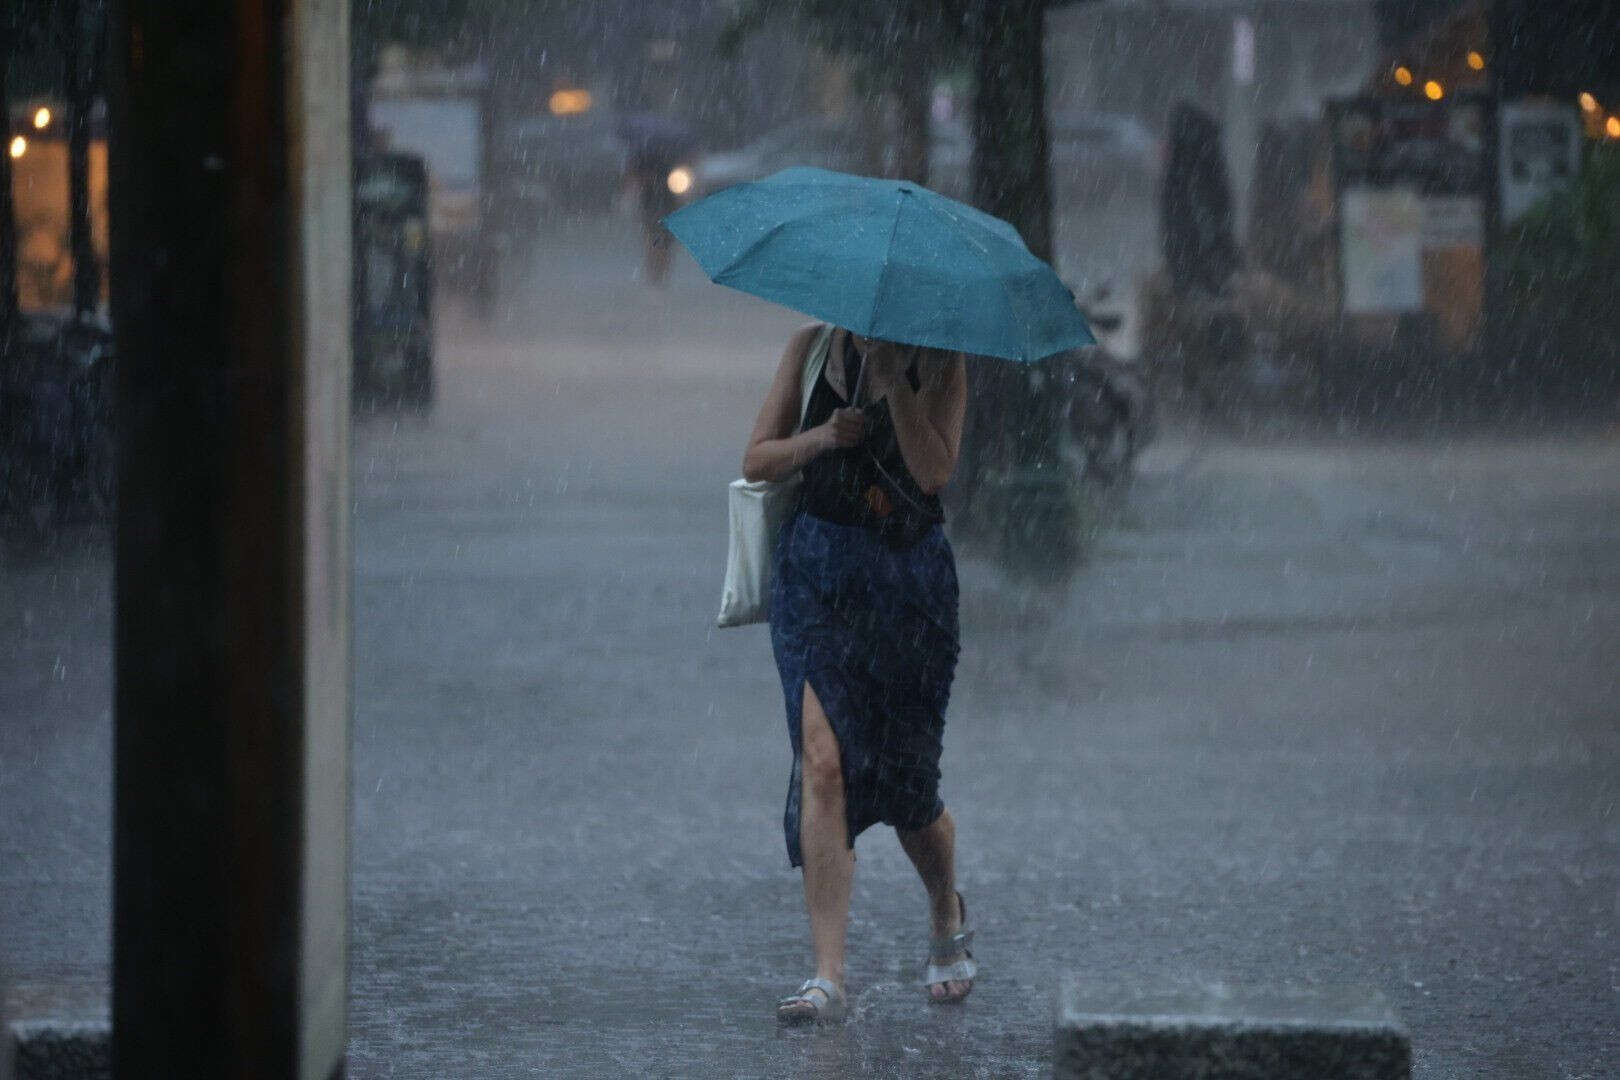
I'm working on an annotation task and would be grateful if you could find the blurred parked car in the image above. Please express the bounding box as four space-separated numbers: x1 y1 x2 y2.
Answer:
494 111 628 219
1051 111 1161 192
680 117 869 200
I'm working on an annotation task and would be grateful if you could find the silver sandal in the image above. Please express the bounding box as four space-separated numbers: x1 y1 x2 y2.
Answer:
776 977 848 1025
922 891 977 1003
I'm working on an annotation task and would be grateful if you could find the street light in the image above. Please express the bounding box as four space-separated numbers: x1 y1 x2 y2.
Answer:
1607 116 1620 139
1579 92 1599 112
8 135 25 159
1466 51 1485 71
1394 65 1414 86
33 107 52 130
1424 80 1445 101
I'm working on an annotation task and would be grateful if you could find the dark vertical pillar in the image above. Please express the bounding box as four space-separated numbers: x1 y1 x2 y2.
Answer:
108 0 351 1075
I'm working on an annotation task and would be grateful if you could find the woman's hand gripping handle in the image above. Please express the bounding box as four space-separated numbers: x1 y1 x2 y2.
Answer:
744 326 867 483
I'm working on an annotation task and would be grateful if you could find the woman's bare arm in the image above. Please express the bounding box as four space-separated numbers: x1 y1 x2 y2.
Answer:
743 326 866 482
880 355 967 495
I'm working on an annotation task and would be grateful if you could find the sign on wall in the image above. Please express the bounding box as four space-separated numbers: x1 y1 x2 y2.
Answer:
1420 194 1484 249
1499 100 1582 224
1341 187 1424 314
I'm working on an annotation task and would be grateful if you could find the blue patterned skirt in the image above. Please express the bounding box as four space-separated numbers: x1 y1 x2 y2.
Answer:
769 510 961 868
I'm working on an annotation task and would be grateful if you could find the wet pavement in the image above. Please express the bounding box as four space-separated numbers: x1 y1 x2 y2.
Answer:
3 213 1619 1077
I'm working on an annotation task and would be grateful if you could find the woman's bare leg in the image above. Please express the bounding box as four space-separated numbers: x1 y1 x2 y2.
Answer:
897 809 972 1000
797 682 853 996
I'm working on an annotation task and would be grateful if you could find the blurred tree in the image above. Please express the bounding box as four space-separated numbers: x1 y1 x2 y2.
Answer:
722 0 975 187
723 0 1088 257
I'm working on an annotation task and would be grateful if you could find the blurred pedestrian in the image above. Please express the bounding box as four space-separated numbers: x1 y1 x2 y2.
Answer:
617 112 692 287
743 321 973 1023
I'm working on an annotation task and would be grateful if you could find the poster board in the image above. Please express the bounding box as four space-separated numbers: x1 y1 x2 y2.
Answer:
1341 187 1423 314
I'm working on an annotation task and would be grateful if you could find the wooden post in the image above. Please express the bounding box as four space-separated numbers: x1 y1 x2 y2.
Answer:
108 0 351 1075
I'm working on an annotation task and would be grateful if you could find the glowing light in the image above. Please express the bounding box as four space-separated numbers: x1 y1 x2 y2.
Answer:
666 166 693 196
1394 66 1414 86
1466 51 1485 71
8 136 25 159
1424 80 1445 101
1607 116 1620 139
33 107 51 129
548 89 592 116
1579 92 1599 112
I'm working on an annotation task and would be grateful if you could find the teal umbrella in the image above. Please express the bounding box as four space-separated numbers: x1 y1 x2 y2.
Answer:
663 167 1094 363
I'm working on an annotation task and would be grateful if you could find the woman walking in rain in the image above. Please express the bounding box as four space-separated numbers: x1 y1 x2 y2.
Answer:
743 321 973 1024
664 166 1093 1022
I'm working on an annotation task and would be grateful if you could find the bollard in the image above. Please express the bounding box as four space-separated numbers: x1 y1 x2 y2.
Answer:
1054 976 1410 1080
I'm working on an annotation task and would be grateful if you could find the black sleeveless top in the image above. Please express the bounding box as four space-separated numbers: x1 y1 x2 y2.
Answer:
798 330 945 550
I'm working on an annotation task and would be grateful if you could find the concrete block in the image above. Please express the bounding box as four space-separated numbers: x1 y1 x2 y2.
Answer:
9 1023 110 1080
1054 977 1410 1079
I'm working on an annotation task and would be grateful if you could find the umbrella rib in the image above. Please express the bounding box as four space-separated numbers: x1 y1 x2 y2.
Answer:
913 193 1036 361
711 220 789 281
864 190 909 337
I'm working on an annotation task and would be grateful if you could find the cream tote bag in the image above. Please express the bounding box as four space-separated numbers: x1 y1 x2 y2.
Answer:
716 325 834 628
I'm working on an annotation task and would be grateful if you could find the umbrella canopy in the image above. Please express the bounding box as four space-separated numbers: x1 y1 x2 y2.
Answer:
663 167 1094 363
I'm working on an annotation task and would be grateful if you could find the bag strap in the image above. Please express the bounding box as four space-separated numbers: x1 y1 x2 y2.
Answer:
796 324 834 431
867 447 944 522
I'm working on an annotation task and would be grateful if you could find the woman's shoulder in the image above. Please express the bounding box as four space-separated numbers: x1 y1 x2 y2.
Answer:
784 322 836 366
915 347 967 389
793 321 834 345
